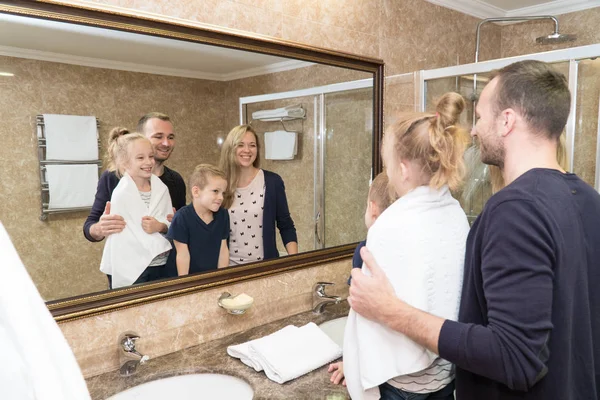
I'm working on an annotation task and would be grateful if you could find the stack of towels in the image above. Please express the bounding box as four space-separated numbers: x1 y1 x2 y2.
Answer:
227 322 342 384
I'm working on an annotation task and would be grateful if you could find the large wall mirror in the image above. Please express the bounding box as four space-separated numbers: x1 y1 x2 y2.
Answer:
0 1 383 321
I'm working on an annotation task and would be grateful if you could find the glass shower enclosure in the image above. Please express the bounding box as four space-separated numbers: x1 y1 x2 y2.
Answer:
418 43 600 222
239 79 373 254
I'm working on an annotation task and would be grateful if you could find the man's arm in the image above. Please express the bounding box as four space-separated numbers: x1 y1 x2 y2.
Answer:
350 200 554 391
84 172 124 241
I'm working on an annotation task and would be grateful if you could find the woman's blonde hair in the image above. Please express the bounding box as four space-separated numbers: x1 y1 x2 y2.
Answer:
219 125 261 208
105 127 149 178
387 92 470 191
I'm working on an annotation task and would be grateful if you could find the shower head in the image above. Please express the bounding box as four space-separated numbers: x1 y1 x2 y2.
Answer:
536 32 577 44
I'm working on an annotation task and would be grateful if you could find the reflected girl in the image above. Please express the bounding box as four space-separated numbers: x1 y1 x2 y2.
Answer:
99 128 173 288
219 125 298 265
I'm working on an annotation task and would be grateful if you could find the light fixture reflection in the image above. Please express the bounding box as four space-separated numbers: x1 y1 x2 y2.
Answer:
0 72 14 77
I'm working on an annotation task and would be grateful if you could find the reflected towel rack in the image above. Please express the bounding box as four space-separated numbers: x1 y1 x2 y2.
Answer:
36 115 101 221
249 105 306 133
249 117 304 133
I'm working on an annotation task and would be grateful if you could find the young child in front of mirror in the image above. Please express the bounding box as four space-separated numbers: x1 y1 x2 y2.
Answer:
328 171 397 385
99 128 173 289
167 164 230 276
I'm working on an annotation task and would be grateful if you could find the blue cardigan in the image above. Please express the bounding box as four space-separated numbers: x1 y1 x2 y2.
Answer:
261 170 297 260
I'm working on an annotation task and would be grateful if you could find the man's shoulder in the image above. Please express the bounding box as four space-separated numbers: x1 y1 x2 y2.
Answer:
162 165 185 182
99 169 119 184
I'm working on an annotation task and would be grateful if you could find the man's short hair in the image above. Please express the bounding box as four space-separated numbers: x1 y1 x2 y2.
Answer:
492 60 570 140
136 112 171 133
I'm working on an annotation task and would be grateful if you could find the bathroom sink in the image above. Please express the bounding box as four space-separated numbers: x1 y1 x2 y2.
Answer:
318 316 348 349
108 373 253 400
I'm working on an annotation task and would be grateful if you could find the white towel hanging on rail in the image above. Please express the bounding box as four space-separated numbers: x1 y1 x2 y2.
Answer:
264 130 297 160
45 164 98 209
42 114 98 161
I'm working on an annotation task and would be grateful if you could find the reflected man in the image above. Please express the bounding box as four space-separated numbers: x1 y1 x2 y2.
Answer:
84 112 186 242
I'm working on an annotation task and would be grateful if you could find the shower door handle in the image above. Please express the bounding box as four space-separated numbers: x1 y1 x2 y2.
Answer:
314 211 322 248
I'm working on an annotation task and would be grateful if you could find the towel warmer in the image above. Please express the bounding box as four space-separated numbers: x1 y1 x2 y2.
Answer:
36 115 101 221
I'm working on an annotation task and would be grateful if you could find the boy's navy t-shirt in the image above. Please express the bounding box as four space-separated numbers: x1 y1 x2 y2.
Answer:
167 204 229 274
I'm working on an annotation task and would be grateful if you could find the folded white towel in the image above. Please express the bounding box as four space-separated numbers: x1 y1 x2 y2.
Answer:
45 164 98 209
0 223 91 400
248 322 342 384
227 325 299 372
42 114 98 161
100 173 172 288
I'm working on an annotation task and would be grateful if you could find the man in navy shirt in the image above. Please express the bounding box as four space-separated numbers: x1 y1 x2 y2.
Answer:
84 112 186 242
348 60 600 399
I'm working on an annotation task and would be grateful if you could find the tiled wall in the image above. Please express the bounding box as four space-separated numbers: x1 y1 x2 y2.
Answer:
60 258 353 378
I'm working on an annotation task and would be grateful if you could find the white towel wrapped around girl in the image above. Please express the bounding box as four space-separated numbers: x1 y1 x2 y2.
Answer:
99 129 172 288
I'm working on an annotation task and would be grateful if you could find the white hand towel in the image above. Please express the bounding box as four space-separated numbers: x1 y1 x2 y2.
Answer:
0 223 91 400
343 185 469 400
100 173 173 288
42 114 98 161
264 130 297 160
227 325 299 372
45 164 98 209
248 322 342 384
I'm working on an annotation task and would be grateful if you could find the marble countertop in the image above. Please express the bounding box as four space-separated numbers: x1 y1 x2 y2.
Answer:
86 302 350 400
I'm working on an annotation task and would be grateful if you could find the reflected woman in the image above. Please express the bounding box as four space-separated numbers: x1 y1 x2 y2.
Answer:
219 125 298 265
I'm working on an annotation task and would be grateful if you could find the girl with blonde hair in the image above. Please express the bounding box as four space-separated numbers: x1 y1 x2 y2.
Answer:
340 93 470 400
219 125 297 265
99 128 173 288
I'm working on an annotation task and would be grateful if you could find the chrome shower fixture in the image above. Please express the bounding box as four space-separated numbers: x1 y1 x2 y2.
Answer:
536 32 577 44
475 15 577 63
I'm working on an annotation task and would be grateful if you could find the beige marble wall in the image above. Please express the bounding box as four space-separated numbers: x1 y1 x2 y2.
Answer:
0 55 226 301
66 0 502 74
60 258 352 378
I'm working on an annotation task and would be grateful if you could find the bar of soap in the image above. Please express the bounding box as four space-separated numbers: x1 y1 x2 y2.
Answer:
221 293 254 308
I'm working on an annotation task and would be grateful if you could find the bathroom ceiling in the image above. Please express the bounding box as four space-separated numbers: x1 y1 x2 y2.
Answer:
0 13 312 81
426 0 600 19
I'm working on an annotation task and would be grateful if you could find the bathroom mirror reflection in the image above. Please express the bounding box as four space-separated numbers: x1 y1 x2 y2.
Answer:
0 7 379 304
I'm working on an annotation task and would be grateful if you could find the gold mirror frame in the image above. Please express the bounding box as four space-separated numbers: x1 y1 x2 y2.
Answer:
1 0 384 323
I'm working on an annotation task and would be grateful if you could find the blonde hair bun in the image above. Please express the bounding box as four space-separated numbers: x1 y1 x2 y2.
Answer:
435 92 466 130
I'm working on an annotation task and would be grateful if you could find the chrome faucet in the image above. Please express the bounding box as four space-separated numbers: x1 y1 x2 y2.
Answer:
313 282 341 314
118 332 149 376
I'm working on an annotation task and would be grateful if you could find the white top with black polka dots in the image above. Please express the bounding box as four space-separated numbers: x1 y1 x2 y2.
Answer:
228 169 265 266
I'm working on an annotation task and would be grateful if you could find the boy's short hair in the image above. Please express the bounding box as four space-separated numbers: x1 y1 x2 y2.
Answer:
189 164 227 195
369 172 396 212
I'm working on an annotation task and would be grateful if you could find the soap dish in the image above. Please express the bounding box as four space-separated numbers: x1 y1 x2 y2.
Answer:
218 292 254 315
